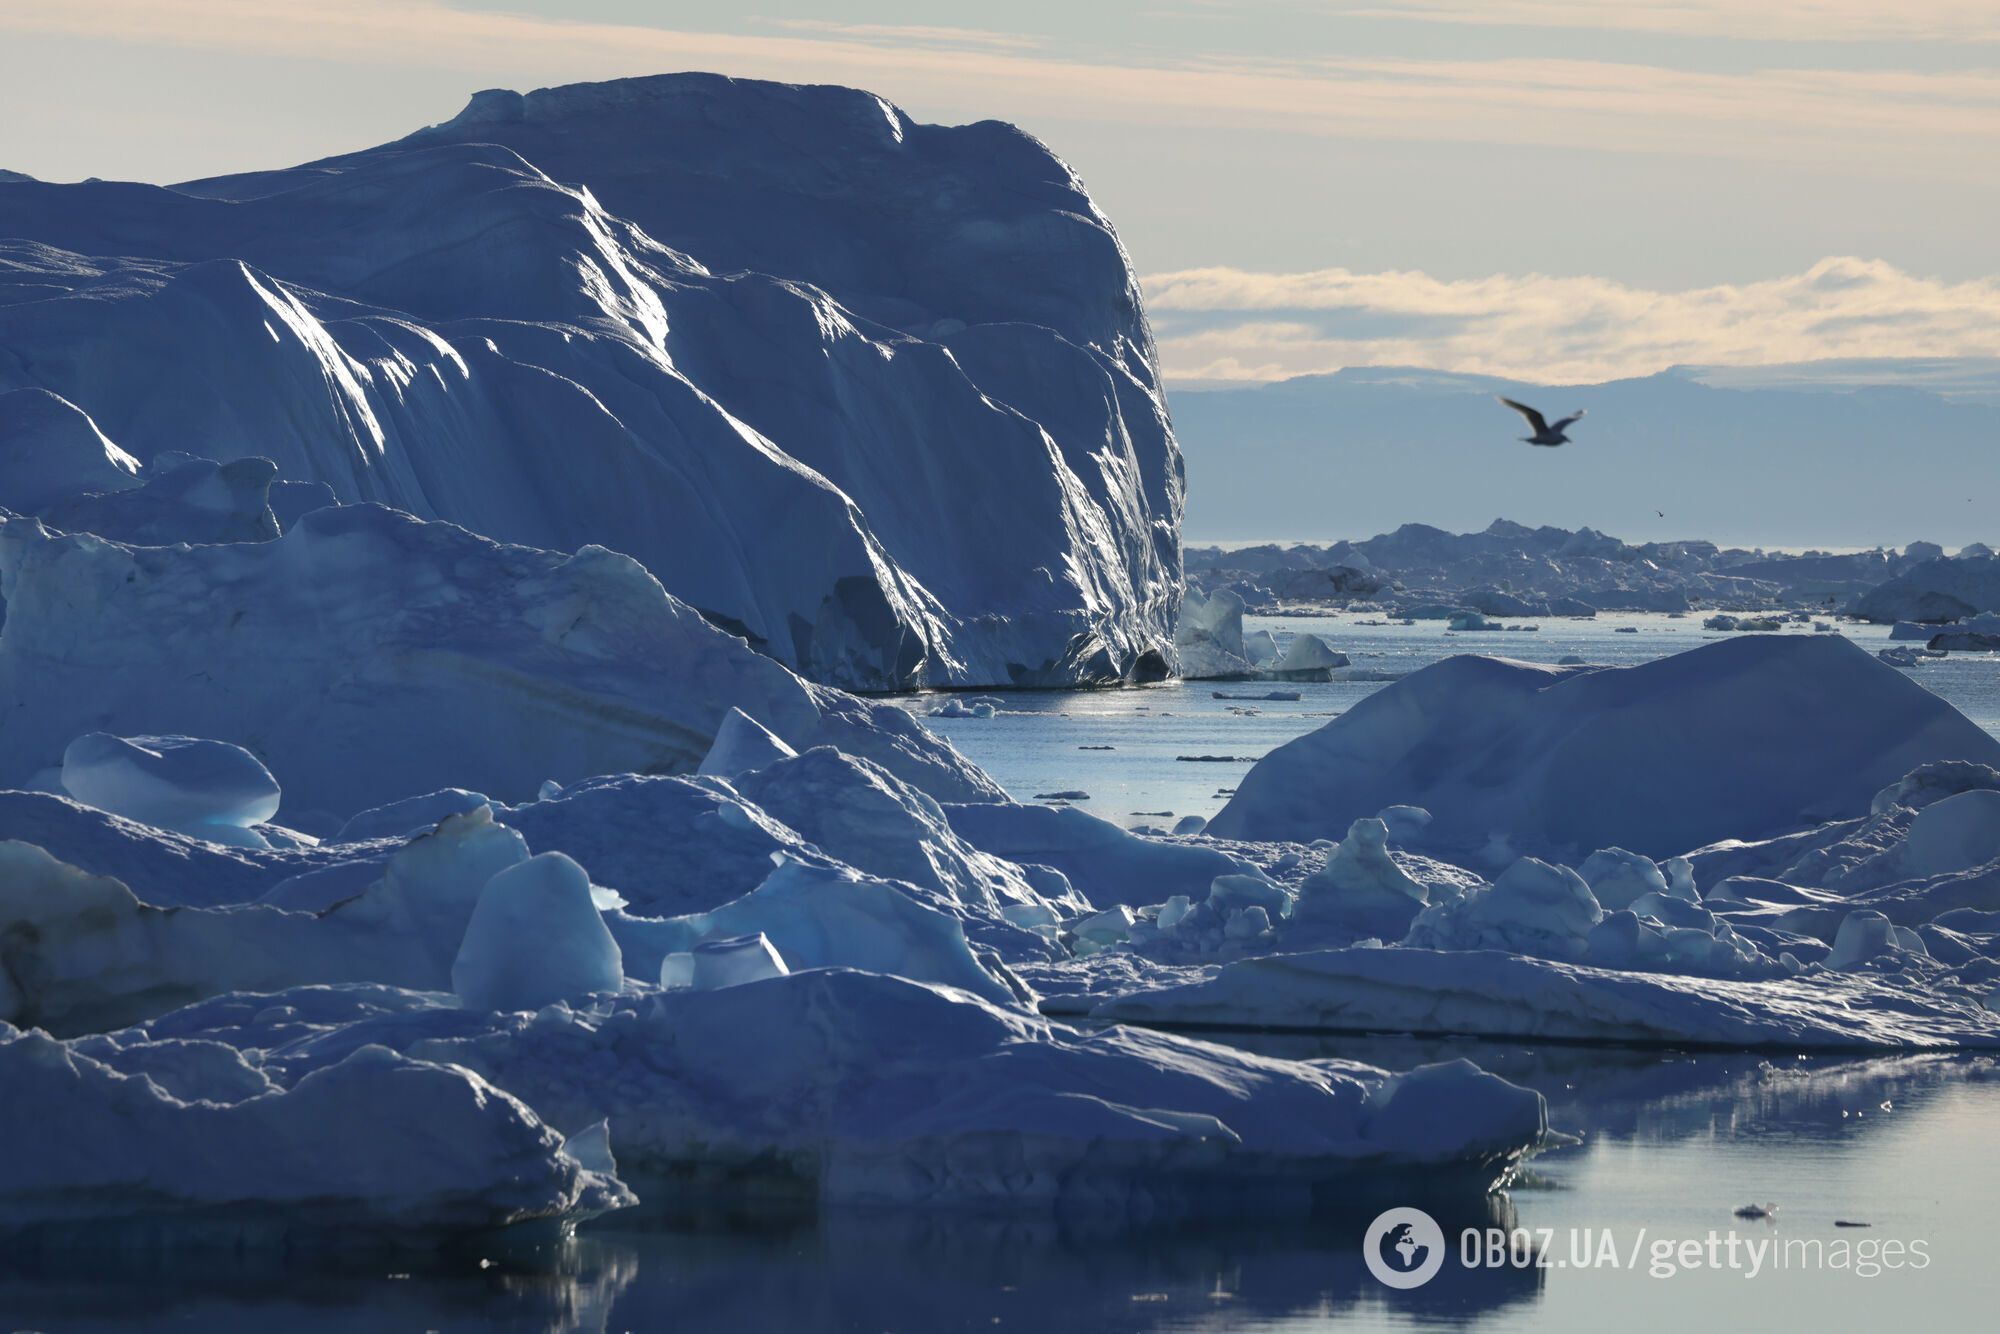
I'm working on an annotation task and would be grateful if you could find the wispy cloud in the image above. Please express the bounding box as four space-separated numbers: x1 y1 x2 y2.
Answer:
1320 1 2000 42
1143 257 2000 383
755 20 1046 52
5 1 1997 175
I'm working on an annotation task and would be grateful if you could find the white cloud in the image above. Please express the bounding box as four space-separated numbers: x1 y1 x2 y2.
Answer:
1142 257 2000 383
1321 1 2000 42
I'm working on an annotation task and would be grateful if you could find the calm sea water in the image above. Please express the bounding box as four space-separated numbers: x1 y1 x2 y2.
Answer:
9 1043 1997 1331
898 614 2000 827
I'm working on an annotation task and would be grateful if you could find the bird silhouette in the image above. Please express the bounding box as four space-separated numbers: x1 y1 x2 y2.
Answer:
1498 397 1585 447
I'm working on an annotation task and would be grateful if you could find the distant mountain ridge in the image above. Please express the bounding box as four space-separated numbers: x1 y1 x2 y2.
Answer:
1172 361 1999 550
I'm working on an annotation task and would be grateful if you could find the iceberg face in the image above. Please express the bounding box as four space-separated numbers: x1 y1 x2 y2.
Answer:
0 790 326 909
1208 635 2000 859
1853 555 2000 624
943 799 1257 907
618 859 1024 1006
38 453 280 547
1902 789 2000 878
0 74 1182 690
731 748 1076 927
685 933 791 991
1267 632 1350 680
60 733 281 848
115 971 1545 1210
695 707 799 779
1174 587 1254 679
0 503 999 817
0 1024 630 1233
0 388 141 512
1091 946 2000 1049
452 852 625 1012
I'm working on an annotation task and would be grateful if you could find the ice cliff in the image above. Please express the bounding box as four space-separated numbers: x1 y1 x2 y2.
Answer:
0 73 1181 690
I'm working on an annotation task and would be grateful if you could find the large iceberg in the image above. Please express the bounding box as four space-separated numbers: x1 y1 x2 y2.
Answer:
1208 635 2000 859
0 503 998 819
0 74 1181 690
1852 554 2000 623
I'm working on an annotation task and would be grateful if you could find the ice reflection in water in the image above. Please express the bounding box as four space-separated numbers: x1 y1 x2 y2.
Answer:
8 1041 1998 1332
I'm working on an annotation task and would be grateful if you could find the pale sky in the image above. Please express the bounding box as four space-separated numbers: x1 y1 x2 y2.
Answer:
4 0 1998 384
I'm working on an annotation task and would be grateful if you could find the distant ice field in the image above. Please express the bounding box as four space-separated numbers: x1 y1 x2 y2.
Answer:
898 614 2000 827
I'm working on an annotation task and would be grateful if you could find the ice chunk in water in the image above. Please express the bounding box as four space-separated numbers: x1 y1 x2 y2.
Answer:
452 852 625 1011
61 732 280 847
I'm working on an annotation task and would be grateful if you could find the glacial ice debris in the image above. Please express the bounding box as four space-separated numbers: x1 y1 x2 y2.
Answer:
60 733 281 849
943 799 1256 907
1290 818 1436 943
1577 847 1676 910
612 859 1022 1006
334 788 495 844
452 853 625 1012
1406 859 1603 962
695 707 799 779
116 971 1547 1208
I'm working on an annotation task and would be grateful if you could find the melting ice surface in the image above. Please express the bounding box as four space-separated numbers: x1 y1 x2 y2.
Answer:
7 1042 1998 1331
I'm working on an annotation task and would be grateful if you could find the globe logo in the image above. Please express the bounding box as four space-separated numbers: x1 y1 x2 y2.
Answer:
1363 1206 1447 1289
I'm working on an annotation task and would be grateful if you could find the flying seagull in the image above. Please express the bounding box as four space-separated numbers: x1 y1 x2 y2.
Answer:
1498 397 1585 447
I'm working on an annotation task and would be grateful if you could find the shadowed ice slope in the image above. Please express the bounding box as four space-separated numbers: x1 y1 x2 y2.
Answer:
0 74 1182 689
1208 635 2000 857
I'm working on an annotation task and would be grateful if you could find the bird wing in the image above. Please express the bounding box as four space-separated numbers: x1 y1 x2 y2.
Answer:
1551 410 1587 431
1497 397 1549 434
